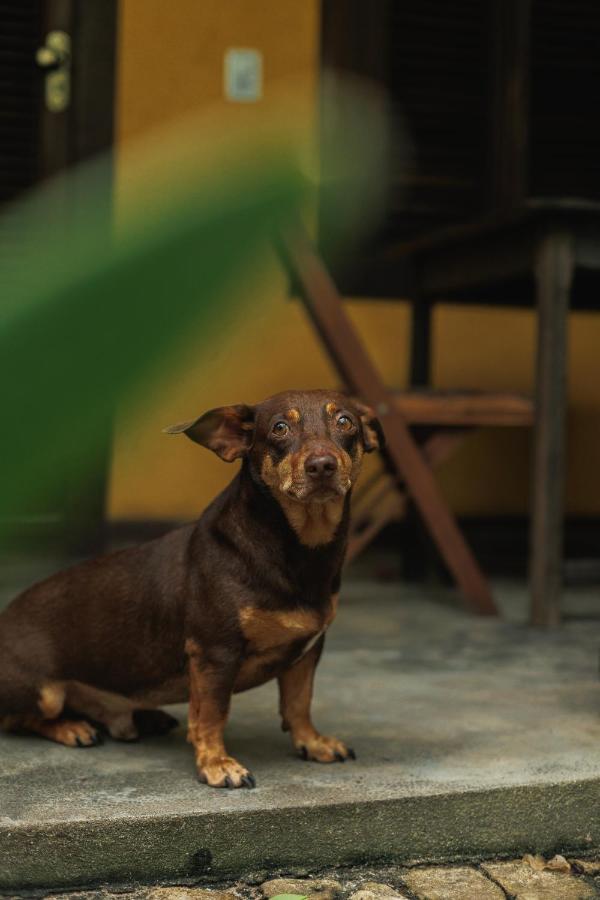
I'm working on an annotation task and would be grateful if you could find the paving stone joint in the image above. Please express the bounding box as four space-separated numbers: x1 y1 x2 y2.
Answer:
23 855 600 900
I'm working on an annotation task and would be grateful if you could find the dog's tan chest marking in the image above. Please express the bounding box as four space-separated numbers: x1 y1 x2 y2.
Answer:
234 596 339 691
297 591 339 658
239 607 322 652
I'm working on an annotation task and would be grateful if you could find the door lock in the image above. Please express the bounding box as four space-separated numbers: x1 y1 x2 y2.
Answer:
36 30 71 113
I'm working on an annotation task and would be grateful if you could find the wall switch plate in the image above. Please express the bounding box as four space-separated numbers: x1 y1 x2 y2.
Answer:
224 48 263 102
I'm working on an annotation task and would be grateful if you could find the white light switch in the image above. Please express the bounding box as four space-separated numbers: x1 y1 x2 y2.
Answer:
224 48 263 102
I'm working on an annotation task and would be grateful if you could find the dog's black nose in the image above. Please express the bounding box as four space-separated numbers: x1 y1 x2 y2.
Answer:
305 454 338 478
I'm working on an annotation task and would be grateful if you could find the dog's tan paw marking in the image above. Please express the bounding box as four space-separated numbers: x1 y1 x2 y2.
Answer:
45 719 102 748
196 755 256 789
296 734 356 763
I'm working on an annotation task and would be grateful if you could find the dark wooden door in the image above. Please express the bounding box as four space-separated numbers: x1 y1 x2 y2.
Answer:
0 0 117 552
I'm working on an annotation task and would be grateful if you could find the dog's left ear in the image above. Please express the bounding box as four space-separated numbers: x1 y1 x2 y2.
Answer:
352 399 385 453
163 404 255 462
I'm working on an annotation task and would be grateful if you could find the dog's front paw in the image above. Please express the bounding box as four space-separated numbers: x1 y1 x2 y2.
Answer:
295 734 356 763
196 755 256 789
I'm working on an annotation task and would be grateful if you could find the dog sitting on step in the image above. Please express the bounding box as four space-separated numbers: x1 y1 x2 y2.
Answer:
0 390 383 788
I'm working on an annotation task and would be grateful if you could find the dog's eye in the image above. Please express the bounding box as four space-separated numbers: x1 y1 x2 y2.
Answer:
272 421 290 437
336 415 353 431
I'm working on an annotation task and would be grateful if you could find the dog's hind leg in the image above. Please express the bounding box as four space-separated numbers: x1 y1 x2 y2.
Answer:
2 681 102 747
63 681 179 741
0 673 178 744
7 714 103 747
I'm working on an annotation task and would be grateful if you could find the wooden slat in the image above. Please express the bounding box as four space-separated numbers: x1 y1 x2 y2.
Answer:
352 472 399 522
348 429 468 564
352 477 402 531
393 390 534 426
346 493 405 564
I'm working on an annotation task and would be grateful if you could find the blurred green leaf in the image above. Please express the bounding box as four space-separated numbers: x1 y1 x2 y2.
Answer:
0 76 390 536
0 151 306 528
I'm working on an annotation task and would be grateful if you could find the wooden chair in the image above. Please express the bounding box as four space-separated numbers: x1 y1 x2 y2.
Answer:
318 1 600 625
279 225 535 618
389 201 600 626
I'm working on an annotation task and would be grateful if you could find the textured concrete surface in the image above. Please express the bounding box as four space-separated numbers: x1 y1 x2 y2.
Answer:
0 558 599 891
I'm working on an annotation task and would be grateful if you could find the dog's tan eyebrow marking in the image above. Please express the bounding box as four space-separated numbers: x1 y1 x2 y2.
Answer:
287 408 301 423
325 402 337 416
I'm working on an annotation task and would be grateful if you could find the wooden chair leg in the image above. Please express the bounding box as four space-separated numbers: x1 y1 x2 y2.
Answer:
279 226 498 616
530 231 573 625
410 294 432 386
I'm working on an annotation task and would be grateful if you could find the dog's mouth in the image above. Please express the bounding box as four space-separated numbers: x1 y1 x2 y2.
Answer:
283 477 351 504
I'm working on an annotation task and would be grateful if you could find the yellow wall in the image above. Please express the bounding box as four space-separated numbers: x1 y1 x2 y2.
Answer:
109 0 600 521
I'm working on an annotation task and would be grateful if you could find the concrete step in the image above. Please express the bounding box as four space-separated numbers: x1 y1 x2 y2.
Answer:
1 579 599 892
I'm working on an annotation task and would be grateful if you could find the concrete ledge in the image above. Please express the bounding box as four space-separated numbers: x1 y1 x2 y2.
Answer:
1 778 599 890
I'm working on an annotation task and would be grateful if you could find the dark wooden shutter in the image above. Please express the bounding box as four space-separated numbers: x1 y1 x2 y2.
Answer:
321 0 600 297
0 1 44 296
530 0 600 201
0 1 42 205
0 1 117 551
322 0 492 249
388 0 490 239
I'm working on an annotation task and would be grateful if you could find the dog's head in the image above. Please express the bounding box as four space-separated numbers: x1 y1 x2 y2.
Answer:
165 389 384 506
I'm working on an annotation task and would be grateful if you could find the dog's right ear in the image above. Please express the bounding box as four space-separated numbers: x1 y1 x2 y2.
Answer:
163 404 255 462
351 399 385 454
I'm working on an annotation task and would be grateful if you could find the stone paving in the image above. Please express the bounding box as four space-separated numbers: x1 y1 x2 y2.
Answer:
30 856 600 900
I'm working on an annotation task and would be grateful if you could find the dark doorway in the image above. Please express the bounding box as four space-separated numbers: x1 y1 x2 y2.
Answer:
0 0 118 552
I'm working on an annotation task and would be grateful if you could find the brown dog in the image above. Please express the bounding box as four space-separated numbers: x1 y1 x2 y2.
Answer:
0 389 383 788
